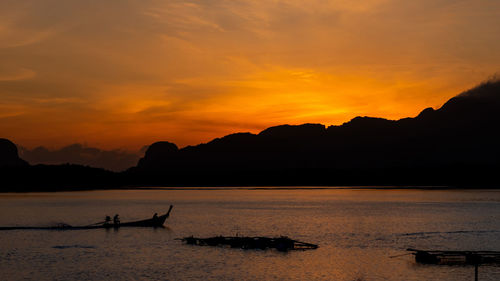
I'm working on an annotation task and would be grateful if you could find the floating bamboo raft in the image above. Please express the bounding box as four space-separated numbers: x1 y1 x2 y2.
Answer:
181 236 318 251
407 248 500 265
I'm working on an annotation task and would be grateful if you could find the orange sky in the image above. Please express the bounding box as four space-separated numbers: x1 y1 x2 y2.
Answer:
1 0 499 151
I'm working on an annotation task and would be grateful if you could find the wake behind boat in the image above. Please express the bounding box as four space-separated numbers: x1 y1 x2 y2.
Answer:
0 205 173 230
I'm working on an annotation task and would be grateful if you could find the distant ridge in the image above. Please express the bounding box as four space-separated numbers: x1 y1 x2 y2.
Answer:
128 79 500 187
1 79 500 191
0 140 119 192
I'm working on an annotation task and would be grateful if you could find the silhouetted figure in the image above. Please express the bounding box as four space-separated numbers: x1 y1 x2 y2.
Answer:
152 213 158 222
104 215 111 225
113 214 120 225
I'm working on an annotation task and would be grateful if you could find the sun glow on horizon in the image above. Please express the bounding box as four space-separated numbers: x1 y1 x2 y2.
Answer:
1 0 499 150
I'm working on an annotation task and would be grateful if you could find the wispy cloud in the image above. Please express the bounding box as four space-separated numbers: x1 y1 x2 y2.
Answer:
0 0 499 151
0 67 35 81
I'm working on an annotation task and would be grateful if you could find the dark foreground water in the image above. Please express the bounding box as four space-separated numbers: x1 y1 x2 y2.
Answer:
1 188 500 281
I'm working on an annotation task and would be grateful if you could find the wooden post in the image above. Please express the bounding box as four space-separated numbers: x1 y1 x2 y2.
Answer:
474 264 478 281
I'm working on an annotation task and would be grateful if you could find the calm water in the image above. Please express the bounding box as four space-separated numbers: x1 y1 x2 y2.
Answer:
1 188 500 281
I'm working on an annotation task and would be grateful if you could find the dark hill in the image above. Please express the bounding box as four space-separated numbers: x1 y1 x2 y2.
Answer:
2 79 499 191
0 139 120 192
0 164 121 192
0 138 28 167
130 79 500 187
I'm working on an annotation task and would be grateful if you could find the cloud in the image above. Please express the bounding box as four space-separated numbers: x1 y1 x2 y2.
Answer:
0 67 35 81
1 0 499 152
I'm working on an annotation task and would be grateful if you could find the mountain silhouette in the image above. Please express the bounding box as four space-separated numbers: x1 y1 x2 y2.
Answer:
19 144 140 172
0 138 28 167
0 140 120 192
129 79 500 187
1 79 499 191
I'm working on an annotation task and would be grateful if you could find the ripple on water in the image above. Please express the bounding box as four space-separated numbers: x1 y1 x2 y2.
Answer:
0 189 500 280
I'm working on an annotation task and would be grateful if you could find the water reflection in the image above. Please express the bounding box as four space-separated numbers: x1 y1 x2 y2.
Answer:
0 189 500 280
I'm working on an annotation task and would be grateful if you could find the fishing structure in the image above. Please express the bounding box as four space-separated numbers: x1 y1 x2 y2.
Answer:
180 235 318 252
407 248 500 265
406 248 500 281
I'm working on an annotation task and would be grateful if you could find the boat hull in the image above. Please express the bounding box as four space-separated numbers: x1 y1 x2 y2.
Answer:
0 205 173 231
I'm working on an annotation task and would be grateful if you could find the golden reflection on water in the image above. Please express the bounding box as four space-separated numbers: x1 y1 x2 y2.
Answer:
1 188 500 280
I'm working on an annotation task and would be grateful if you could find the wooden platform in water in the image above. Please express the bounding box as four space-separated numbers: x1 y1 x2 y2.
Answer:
181 236 318 252
407 248 500 265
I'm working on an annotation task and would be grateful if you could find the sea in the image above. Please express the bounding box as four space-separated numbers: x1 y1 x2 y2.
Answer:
1 188 500 281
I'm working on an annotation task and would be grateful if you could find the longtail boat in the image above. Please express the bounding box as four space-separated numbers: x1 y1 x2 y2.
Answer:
101 205 173 228
0 205 173 230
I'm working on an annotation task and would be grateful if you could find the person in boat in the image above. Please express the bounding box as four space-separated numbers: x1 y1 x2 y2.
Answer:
104 215 111 225
113 214 120 225
152 213 158 222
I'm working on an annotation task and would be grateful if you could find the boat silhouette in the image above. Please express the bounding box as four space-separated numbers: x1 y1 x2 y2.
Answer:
0 205 173 230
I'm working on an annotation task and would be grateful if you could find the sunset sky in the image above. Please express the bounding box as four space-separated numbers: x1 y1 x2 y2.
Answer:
1 0 499 151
